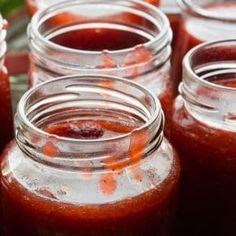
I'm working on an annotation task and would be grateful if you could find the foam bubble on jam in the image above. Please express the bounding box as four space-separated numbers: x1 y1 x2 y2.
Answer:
185 4 236 42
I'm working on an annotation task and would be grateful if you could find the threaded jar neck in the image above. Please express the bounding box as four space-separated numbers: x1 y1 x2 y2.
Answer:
180 39 236 130
28 0 172 78
16 74 164 171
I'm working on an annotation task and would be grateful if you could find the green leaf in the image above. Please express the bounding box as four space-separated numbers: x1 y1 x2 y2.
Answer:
0 0 24 17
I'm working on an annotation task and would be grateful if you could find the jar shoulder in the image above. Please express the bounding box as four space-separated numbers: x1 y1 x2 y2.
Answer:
172 96 236 152
1 139 179 206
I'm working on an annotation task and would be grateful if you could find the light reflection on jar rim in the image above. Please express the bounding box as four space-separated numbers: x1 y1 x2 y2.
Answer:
178 0 236 22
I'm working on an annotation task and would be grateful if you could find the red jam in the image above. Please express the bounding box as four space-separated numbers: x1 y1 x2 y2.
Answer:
172 78 236 235
44 120 136 139
50 28 149 51
173 3 236 87
0 62 13 153
2 119 180 235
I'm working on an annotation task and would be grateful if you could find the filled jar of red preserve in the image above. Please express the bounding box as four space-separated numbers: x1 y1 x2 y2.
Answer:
0 15 13 153
25 0 160 16
173 0 236 88
28 0 173 136
1 74 180 236
172 40 236 235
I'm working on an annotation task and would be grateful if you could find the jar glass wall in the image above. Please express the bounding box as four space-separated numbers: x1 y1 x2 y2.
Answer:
28 0 173 136
172 40 236 235
2 75 180 235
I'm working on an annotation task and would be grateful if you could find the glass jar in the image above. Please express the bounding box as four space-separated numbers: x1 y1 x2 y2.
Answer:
2 74 180 235
28 0 173 136
160 0 180 47
25 0 160 16
173 0 236 88
172 40 236 235
0 15 13 152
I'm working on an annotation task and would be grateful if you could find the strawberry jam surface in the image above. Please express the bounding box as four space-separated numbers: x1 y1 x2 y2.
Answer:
44 120 139 140
173 3 236 87
1 117 180 235
50 27 149 51
172 77 236 235
45 121 105 139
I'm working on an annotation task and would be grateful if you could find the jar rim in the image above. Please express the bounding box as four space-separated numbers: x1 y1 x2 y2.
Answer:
29 0 171 57
17 74 163 144
16 74 164 169
183 39 236 92
178 0 236 22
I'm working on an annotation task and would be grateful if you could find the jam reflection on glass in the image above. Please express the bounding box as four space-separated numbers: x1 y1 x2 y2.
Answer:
0 17 13 153
28 0 173 137
173 1 236 88
1 75 180 235
171 41 236 235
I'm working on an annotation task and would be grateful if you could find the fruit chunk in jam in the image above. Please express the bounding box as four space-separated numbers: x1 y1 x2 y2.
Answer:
45 121 105 139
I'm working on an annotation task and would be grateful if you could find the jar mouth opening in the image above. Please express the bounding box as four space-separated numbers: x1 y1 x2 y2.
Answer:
183 39 236 92
30 0 171 56
178 0 236 22
17 74 162 144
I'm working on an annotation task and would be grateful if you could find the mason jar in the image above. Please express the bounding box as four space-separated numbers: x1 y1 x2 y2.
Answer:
2 74 180 235
27 0 173 136
172 40 236 235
